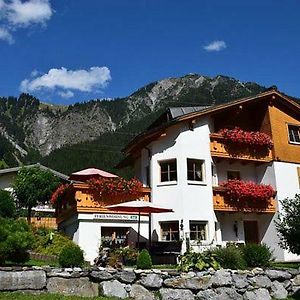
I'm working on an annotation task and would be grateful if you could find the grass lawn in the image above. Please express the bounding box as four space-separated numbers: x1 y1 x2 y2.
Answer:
271 262 300 269
0 293 119 300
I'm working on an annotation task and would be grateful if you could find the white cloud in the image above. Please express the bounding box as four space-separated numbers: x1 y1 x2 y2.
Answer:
20 66 112 97
0 26 13 43
6 0 53 27
58 90 74 99
0 0 53 43
203 40 226 52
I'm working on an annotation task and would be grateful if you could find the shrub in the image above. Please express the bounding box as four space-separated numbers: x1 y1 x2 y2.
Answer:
242 243 273 267
33 228 76 256
213 246 246 270
111 247 139 266
179 251 220 272
0 218 34 265
59 245 84 267
136 249 152 269
0 190 16 218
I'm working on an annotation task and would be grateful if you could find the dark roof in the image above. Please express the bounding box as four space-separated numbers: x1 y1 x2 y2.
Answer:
0 163 69 181
168 106 212 119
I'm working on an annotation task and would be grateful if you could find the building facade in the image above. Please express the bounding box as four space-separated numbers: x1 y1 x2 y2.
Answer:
119 90 300 261
56 169 150 263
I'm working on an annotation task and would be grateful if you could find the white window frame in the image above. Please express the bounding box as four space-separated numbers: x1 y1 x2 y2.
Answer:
160 221 180 241
159 159 177 184
187 158 206 185
287 124 300 145
189 220 208 242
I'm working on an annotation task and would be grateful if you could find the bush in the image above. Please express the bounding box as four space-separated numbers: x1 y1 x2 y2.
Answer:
213 246 246 270
59 245 84 267
179 251 220 272
0 190 16 218
111 247 139 266
136 249 152 269
0 218 34 265
242 243 273 267
33 228 76 256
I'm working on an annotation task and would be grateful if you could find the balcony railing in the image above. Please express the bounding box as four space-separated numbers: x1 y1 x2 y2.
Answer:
56 183 151 224
213 186 277 213
210 133 273 162
29 217 57 229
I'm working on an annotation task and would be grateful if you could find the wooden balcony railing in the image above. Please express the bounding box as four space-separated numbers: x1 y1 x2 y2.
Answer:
210 133 273 162
30 217 57 229
56 183 151 224
213 186 277 213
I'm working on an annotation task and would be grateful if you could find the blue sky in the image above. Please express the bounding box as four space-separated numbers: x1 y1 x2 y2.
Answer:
0 0 300 104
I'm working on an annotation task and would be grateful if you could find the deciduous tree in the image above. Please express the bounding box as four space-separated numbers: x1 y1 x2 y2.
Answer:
276 194 300 255
13 166 60 223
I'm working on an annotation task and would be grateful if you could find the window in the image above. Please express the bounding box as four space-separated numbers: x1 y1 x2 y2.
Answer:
227 170 241 180
189 221 207 241
288 125 300 144
187 159 205 181
160 221 179 241
160 159 177 182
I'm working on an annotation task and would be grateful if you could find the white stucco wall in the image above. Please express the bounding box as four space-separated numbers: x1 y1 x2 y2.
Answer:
145 118 216 247
60 213 149 263
0 173 15 190
273 161 300 261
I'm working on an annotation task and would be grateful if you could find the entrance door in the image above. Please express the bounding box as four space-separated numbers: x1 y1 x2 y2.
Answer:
243 221 259 244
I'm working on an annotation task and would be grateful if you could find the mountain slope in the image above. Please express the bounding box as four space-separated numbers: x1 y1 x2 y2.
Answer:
0 74 267 174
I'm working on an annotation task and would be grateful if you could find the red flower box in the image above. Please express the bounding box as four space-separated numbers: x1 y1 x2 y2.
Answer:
220 180 276 202
87 177 144 202
218 127 273 150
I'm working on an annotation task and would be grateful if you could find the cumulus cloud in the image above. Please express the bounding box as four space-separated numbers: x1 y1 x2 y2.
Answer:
0 26 14 43
0 0 53 43
6 0 52 27
20 66 112 98
203 40 226 52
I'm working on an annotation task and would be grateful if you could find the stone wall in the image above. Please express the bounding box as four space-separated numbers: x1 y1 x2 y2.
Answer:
0 266 299 299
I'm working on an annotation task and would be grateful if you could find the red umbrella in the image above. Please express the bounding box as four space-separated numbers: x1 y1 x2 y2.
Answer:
105 200 173 249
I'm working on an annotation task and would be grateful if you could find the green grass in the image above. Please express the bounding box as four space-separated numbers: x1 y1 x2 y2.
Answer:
271 262 300 269
0 293 119 300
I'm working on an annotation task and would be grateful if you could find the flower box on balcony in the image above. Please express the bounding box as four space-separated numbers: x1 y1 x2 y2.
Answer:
87 177 145 202
213 181 277 213
210 128 273 162
220 180 276 202
218 127 273 150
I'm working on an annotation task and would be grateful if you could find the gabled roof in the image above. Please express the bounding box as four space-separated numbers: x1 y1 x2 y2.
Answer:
0 163 69 181
70 168 117 178
117 89 300 168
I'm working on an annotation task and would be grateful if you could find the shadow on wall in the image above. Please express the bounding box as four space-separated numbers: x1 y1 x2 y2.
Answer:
127 228 148 249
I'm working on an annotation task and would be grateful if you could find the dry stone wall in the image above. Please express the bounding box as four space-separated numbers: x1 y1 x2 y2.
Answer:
0 266 299 299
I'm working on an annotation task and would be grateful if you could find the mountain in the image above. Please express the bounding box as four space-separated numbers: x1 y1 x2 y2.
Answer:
0 74 267 174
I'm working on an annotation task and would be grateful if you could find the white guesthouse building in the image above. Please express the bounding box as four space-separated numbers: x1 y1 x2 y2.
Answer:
118 89 300 262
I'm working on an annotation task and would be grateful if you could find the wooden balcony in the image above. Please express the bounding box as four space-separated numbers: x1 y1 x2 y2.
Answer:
29 217 57 229
213 187 277 213
210 133 273 163
56 183 151 224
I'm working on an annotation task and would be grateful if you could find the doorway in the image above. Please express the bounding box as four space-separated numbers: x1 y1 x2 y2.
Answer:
243 221 259 244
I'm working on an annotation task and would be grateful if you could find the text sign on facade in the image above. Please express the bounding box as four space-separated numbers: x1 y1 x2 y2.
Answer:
93 213 138 221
